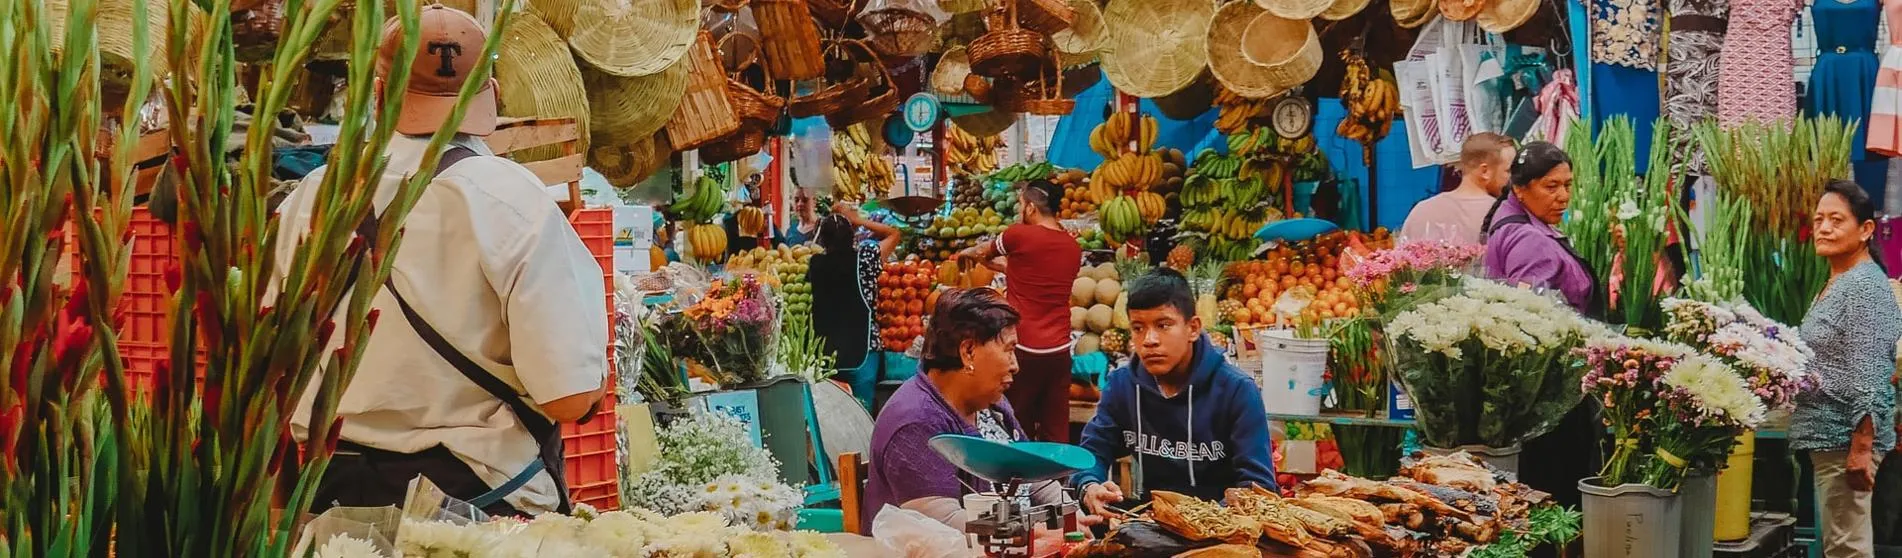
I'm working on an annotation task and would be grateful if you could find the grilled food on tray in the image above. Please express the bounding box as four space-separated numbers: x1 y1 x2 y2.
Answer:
1221 487 1313 549
1299 471 1473 521
1171 544 1264 557
1397 451 1500 493
1150 491 1263 546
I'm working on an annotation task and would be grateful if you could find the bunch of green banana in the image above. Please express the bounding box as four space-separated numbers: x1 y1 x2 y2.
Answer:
1227 176 1266 210
673 175 726 223
991 161 1057 182
1100 195 1146 243
1226 127 1275 158
1192 153 1244 180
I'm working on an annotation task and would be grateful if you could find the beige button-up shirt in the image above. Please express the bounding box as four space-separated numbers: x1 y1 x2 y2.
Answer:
279 135 608 513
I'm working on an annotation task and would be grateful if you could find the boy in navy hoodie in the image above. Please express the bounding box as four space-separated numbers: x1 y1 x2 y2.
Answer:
1073 268 1277 517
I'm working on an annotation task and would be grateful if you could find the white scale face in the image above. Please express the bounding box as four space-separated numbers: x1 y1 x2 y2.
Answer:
1273 96 1313 140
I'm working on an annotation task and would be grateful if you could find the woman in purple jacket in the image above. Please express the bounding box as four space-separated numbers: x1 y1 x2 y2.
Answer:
1478 141 1599 520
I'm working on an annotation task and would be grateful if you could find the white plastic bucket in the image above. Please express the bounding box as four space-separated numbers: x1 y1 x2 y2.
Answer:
1256 329 1329 415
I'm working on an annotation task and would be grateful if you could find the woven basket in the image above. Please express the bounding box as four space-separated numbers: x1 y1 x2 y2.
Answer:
700 127 768 164
570 0 697 77
950 110 1015 137
827 40 900 126
50 0 169 102
938 0 987 14
711 0 750 12
1239 11 1322 89
756 0 827 80
718 30 763 72
964 73 995 102
585 61 689 146
1441 0 1483 21
861 8 939 59
1018 0 1075 34
932 46 975 95
790 39 876 117
727 75 787 128
1391 0 1438 27
1205 1 1284 99
1478 0 1536 33
970 19 1051 81
1320 0 1374 20
665 31 741 150
528 0 579 37
810 0 865 28
231 0 284 62
1100 0 1213 98
1255 0 1331 20
590 133 674 187
496 13 591 162
1050 0 1106 66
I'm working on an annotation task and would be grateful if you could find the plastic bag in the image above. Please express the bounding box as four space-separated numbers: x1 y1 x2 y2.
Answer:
871 505 980 558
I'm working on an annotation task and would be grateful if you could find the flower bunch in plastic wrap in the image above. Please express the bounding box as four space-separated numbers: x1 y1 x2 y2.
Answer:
626 411 800 526
1659 298 1814 409
666 273 783 386
1344 239 1484 317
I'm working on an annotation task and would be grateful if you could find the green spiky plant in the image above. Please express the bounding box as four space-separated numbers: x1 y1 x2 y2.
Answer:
1696 117 1856 324
1 0 514 555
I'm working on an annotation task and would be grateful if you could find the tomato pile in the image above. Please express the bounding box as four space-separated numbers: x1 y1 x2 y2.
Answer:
875 259 941 352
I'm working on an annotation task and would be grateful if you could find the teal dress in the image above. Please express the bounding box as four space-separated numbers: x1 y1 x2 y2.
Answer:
1806 0 1881 160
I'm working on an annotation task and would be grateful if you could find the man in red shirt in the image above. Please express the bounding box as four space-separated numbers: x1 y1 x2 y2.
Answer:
959 179 1083 442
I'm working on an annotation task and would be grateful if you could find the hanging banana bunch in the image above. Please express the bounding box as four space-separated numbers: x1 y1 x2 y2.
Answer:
1336 50 1399 166
945 123 1004 176
831 122 894 202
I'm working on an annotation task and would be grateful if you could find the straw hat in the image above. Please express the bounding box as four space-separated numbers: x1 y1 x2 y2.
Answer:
932 47 975 95
1320 0 1374 20
1205 0 1285 99
1100 0 1215 98
1392 0 1440 27
569 0 698 77
1256 0 1331 20
1239 11 1322 89
589 133 674 187
1051 0 1107 67
583 59 690 147
528 0 580 37
495 13 590 162
50 0 170 92
1478 0 1538 33
1441 0 1483 20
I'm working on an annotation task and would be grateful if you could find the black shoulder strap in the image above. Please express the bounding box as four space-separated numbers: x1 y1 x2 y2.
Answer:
352 147 573 512
1489 213 1532 231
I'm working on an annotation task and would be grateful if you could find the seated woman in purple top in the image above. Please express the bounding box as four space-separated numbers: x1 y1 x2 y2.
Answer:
860 288 1065 531
1479 141 1598 316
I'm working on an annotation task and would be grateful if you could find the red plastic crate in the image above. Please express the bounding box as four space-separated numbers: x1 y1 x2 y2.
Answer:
562 207 620 509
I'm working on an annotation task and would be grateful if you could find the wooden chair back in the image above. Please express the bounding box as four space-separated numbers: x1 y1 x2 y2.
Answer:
838 452 871 535
483 116 585 213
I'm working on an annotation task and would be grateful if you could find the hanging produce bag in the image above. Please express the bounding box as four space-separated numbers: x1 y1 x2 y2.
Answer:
1459 33 1507 134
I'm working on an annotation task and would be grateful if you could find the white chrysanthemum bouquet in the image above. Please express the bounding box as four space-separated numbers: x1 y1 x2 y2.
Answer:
1383 278 1603 449
1659 297 1815 410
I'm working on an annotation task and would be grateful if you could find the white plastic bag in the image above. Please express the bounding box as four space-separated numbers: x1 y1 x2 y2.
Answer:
871 505 980 558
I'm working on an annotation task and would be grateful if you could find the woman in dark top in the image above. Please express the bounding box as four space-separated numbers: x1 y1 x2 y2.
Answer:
806 203 898 412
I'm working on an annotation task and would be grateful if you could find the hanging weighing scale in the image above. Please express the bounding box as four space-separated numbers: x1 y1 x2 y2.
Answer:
927 435 1096 557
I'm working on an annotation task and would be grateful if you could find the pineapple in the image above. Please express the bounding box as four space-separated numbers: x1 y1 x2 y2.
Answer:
1100 329 1128 355
1166 244 1195 271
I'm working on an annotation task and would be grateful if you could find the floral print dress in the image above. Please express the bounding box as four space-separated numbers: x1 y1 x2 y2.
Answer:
1592 0 1662 69
1664 0 1728 174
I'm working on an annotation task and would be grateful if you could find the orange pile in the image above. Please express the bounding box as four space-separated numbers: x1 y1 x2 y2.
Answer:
1221 230 1391 327
876 259 941 352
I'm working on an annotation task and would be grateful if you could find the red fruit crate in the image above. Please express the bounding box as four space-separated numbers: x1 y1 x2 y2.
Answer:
563 207 620 509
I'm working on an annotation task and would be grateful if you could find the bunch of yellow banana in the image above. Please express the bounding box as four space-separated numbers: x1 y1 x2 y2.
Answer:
1214 88 1276 135
1086 153 1167 201
1089 111 1159 158
687 222 729 263
831 122 894 202
1337 50 1400 151
945 123 1003 175
735 206 767 237
1135 192 1166 224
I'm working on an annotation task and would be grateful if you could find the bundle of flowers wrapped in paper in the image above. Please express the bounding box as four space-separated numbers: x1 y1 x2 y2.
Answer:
1659 298 1814 409
664 273 782 386
1580 336 1766 490
1383 278 1602 449
379 507 845 558
1345 239 1484 317
625 411 804 529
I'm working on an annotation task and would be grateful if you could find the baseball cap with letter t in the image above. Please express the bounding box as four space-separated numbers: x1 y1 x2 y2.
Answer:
378 3 497 136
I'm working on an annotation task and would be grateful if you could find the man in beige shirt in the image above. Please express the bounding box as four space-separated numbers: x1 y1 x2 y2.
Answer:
1398 133 1516 245
281 5 607 516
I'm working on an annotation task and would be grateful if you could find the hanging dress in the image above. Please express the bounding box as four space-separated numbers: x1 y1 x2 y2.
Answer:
1718 0 1803 125
1663 0 1729 174
1868 0 1902 156
1805 0 1882 160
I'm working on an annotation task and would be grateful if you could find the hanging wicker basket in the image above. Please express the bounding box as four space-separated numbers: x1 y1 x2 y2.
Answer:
810 0 866 28
700 127 768 164
1100 0 1213 98
590 132 674 188
1239 11 1322 89
1441 0 1484 21
496 12 592 162
790 39 876 117
711 0 751 13
1321 0 1375 20
938 0 987 14
569 0 697 77
1391 0 1439 28
756 0 828 80
825 41 901 126
1206 0 1285 99
969 28 1050 80
584 60 690 147
728 66 787 128
1050 0 1106 67
861 7 939 59
718 29 763 72
528 0 580 37
1478 0 1537 33
1256 0 1331 20
232 0 284 62
932 46 976 95
50 0 170 104
666 31 743 151
1018 0 1075 34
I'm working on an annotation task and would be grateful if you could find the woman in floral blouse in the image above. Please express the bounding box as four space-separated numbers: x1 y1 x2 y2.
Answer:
1798 179 1902 558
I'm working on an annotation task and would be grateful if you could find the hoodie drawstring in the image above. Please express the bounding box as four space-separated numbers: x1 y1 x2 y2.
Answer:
1134 386 1144 497
1187 384 1196 487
